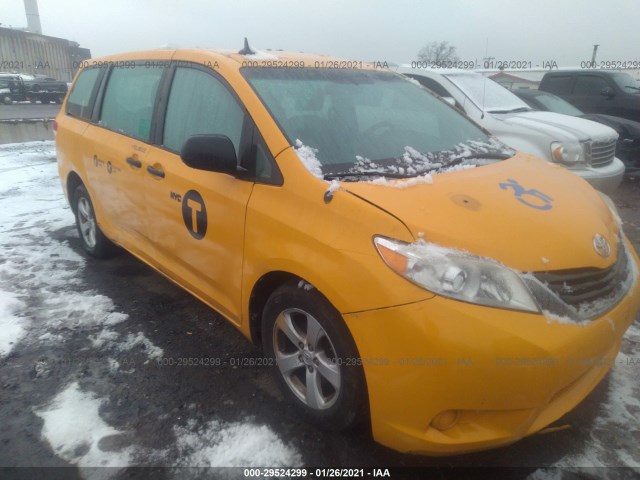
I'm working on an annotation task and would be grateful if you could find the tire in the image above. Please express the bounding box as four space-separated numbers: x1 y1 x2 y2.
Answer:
55 95 64 104
262 282 367 431
72 185 116 258
2 95 11 105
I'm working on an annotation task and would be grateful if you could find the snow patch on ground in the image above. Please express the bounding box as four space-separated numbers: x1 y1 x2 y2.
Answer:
34 382 133 470
117 332 164 363
0 289 26 357
528 322 640 476
1 142 302 471
173 419 302 467
0 142 150 358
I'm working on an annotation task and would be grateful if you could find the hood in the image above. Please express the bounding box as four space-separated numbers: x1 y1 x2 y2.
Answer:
343 154 619 272
580 114 640 139
493 111 618 143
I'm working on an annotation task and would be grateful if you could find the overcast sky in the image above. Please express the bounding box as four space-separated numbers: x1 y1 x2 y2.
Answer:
1 0 639 66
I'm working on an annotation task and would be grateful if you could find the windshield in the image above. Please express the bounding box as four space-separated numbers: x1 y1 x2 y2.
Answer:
535 92 583 115
242 68 513 177
445 73 532 113
611 72 640 93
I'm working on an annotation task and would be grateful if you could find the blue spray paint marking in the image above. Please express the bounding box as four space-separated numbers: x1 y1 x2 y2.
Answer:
499 179 554 211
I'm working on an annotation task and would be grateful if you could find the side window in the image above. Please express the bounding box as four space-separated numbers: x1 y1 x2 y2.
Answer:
100 66 164 141
66 68 101 120
163 67 244 155
410 75 452 98
574 76 609 96
542 75 573 95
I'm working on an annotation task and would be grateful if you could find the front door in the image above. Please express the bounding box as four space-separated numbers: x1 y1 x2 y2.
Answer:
144 65 253 323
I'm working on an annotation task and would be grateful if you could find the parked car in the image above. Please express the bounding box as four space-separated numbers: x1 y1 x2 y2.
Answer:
398 67 625 193
56 47 640 455
539 70 640 123
0 76 14 104
0 72 67 104
514 88 640 172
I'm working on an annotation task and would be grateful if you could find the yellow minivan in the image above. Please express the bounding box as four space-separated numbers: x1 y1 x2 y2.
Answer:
55 45 640 455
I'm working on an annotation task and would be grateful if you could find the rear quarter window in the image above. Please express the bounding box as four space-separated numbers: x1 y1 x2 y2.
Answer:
66 68 101 120
574 75 610 95
542 75 573 95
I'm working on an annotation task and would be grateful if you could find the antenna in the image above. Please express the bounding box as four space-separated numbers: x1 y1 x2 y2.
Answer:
591 44 599 64
481 38 488 119
238 37 256 55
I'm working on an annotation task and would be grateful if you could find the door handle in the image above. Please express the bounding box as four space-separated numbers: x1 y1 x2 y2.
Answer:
126 157 142 168
147 165 165 178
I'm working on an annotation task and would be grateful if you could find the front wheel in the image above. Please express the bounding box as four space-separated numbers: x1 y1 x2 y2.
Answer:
73 185 116 258
262 282 367 430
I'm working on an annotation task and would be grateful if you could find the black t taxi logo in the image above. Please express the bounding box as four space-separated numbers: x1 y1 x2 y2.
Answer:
181 190 207 239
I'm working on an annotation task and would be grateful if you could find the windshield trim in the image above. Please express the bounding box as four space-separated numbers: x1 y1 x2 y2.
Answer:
444 73 531 113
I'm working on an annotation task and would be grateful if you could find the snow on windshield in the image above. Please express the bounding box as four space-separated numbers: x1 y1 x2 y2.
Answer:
350 137 513 177
446 73 530 112
294 139 323 179
294 136 513 189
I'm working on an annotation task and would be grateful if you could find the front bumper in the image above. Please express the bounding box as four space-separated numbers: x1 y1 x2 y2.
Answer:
570 157 625 194
343 245 640 455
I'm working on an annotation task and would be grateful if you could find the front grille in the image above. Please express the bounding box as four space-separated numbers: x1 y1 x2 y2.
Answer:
588 139 617 167
533 244 629 315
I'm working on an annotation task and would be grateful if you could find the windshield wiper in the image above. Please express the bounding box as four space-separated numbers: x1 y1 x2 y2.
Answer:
486 107 531 114
323 171 418 180
624 85 640 92
459 152 513 160
323 152 512 180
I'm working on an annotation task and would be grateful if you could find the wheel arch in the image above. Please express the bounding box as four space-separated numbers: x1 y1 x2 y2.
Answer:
66 171 84 214
248 271 303 345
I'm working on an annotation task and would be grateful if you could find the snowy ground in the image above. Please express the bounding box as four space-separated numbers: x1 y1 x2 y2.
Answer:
0 141 639 478
0 142 300 478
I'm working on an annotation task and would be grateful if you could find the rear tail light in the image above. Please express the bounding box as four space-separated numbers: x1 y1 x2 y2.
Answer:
52 120 58 132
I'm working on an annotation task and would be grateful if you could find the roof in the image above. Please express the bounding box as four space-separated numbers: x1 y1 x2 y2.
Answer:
489 72 539 84
88 48 387 72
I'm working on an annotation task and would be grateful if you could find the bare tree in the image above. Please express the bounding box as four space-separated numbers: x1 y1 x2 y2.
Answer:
417 41 459 64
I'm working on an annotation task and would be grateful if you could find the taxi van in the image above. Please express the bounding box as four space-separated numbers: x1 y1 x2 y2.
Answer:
55 44 640 455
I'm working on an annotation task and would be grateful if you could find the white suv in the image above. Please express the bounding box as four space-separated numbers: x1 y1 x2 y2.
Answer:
398 68 625 193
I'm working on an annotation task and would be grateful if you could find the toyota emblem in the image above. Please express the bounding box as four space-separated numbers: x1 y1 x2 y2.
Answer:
593 234 611 258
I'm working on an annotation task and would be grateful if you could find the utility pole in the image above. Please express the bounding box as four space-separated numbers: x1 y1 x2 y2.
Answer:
591 44 599 64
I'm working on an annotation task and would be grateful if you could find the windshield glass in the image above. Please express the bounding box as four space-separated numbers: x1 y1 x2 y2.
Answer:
535 92 583 115
611 72 640 93
242 68 513 177
445 73 532 113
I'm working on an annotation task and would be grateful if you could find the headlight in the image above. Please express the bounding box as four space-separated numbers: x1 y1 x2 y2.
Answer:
551 141 583 164
374 236 539 312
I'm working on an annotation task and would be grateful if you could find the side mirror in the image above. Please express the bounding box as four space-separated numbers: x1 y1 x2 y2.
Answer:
442 97 457 107
600 87 615 98
180 134 237 174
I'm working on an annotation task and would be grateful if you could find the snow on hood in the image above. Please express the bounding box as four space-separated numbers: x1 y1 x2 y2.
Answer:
494 111 619 143
343 154 618 272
